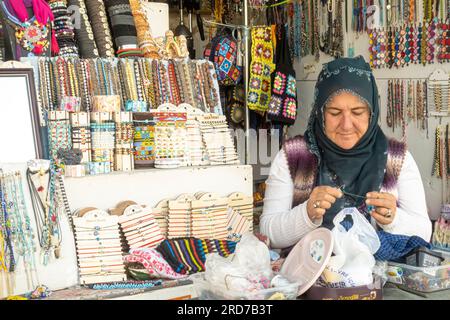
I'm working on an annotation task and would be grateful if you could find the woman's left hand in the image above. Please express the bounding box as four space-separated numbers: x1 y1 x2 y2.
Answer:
365 192 397 225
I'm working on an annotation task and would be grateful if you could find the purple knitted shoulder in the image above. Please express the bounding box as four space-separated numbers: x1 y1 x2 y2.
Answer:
282 136 406 206
283 135 318 207
383 138 407 191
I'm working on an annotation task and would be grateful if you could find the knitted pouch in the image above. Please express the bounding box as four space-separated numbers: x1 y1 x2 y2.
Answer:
267 25 298 125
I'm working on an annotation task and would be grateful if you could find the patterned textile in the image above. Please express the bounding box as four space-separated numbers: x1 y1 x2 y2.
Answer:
156 238 237 275
374 230 431 261
267 24 298 125
247 26 275 112
124 248 187 280
340 220 430 261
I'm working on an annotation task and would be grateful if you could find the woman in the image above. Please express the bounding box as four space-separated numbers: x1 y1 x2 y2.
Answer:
261 56 432 249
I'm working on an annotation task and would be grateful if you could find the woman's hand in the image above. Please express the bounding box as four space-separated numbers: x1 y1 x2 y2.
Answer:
365 192 397 225
306 186 343 221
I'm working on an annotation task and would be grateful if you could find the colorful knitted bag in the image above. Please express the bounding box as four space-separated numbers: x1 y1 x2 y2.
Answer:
247 26 276 112
205 29 242 86
267 24 298 125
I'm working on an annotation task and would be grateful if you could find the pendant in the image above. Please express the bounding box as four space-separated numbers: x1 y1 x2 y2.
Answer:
15 20 49 55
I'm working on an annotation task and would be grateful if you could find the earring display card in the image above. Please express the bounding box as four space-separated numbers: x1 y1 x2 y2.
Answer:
228 192 254 231
191 193 229 240
114 112 134 172
180 104 210 166
168 194 196 239
73 209 126 285
226 208 252 242
198 114 239 165
90 112 115 171
132 112 156 167
152 110 188 169
153 198 170 238
117 204 165 249
48 111 72 161
70 112 92 164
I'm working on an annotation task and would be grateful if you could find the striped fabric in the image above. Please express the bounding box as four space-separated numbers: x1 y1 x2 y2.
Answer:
156 238 237 275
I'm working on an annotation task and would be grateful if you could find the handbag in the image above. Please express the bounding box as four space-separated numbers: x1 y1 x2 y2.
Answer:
205 29 242 86
267 25 298 125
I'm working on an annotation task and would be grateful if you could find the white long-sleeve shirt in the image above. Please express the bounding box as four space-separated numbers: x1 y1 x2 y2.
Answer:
260 149 433 249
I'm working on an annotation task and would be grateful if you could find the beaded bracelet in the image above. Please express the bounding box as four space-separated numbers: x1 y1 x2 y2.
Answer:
89 279 164 290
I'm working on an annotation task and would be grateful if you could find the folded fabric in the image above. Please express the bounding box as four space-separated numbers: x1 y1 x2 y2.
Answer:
124 248 187 280
156 238 237 275
340 220 430 261
374 230 430 261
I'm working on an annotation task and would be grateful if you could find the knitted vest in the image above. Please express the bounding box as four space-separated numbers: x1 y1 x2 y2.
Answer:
283 135 407 208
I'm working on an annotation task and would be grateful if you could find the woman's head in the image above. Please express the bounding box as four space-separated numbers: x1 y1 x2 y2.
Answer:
323 91 371 149
303 56 389 222
306 56 381 153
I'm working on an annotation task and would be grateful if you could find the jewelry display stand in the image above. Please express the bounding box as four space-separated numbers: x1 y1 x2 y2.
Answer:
427 69 450 117
73 209 127 285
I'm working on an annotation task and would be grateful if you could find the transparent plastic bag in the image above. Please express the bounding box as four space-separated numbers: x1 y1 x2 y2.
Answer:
204 233 272 292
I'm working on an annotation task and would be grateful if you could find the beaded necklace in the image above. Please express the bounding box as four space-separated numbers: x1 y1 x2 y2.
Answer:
0 177 16 272
173 60 185 104
7 172 36 270
168 61 181 105
301 0 308 56
78 60 90 111
330 0 344 58
192 62 205 111
152 59 161 106
319 1 332 54
105 59 114 97
134 59 144 102
110 61 122 100
313 0 320 60
181 60 195 106
137 59 148 103
159 62 170 104
126 59 138 101
293 1 302 58
117 60 129 103
99 59 109 95
39 59 50 111
433 125 442 177
67 59 77 97
56 57 68 104
143 59 155 109
26 161 62 264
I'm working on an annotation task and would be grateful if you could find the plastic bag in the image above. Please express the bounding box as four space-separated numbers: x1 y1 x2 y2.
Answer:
321 207 380 288
204 233 272 291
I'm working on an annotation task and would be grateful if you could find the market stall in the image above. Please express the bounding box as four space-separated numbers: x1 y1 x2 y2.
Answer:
0 0 449 302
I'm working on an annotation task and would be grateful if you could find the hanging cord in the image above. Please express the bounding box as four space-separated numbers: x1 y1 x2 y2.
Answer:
26 169 47 251
56 175 74 232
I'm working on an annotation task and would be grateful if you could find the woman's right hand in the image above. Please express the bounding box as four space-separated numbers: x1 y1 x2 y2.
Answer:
306 186 343 221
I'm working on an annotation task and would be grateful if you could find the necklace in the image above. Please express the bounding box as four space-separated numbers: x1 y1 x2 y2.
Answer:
1 2 50 55
0 176 16 272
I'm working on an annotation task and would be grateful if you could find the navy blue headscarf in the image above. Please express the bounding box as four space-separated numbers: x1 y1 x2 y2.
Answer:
304 56 388 228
